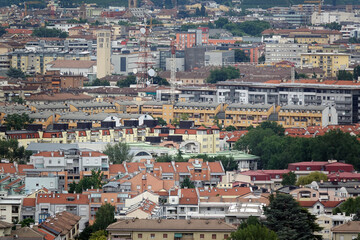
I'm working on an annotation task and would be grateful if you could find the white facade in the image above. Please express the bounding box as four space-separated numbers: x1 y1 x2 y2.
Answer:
265 43 308 66
311 12 359 25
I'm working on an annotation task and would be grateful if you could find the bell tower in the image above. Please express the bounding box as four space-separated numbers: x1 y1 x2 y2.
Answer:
128 0 137 8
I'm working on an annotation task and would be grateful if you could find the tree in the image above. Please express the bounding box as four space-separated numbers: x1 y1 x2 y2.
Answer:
86 79 110 86
19 218 34 227
264 194 322 240
157 117 167 126
281 172 297 186
295 71 307 79
92 203 116 231
103 142 133 164
259 121 285 136
338 70 353 80
153 76 169 86
89 230 107 240
215 17 229 28
6 67 26 79
0 26 6 37
332 196 360 216
225 125 237 131
349 37 360 44
181 176 195 188
180 113 189 121
325 22 341 31
296 172 328 186
231 223 278 240
32 27 68 38
354 65 360 80
10 96 25 104
191 154 238 171
5 113 33 130
312 72 317 79
206 66 240 83
234 49 250 63
258 54 265 63
0 139 32 163
116 75 136 88
68 169 104 193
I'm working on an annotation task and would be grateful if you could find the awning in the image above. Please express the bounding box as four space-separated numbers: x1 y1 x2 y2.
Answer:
174 233 183 237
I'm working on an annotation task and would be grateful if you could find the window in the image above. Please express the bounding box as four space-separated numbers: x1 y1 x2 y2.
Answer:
212 234 217 239
150 233 155 238
224 234 229 239
200 234 205 238
138 234 142 238
163 234 168 238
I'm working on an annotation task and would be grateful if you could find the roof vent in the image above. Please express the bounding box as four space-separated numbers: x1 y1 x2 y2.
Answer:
187 220 191 224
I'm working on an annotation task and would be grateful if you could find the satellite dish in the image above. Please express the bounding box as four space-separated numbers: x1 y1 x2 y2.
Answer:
148 69 155 77
133 68 138 74
140 28 146 34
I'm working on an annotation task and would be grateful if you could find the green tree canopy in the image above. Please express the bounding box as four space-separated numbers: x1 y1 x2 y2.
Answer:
214 17 229 28
68 169 104 193
19 218 34 227
333 197 360 216
234 49 250 62
296 172 328 186
89 230 107 240
104 142 133 164
86 79 110 86
5 113 33 130
231 223 278 240
181 176 195 188
92 203 116 231
354 65 360 80
156 117 167 126
338 70 353 80
0 139 32 163
116 75 136 88
281 171 297 186
32 27 68 38
225 125 237 131
264 193 322 240
6 67 26 79
325 22 341 30
153 76 170 86
206 66 240 83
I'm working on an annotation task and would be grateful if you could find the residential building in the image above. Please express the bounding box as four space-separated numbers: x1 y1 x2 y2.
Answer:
331 221 360 240
0 221 13 237
106 219 237 240
29 149 109 172
9 49 90 75
288 161 354 178
300 53 350 77
36 211 81 240
265 43 308 66
96 29 111 78
176 28 209 50
278 105 338 128
0 195 22 223
311 11 359 25
46 60 97 79
204 50 234 66
316 214 352 240
35 193 89 230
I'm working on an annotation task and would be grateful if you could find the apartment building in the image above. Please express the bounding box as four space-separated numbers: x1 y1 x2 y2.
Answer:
265 43 308 66
223 104 277 128
0 194 22 223
175 28 209 50
331 221 360 240
204 50 234 66
316 214 353 240
215 80 360 125
35 193 89 230
278 105 338 128
10 49 91 75
300 53 350 77
107 219 236 240
29 149 109 173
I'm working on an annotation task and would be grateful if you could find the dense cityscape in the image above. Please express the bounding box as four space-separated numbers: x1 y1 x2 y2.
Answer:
0 0 360 239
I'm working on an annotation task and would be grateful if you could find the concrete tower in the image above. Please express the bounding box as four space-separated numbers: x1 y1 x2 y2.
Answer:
96 29 111 79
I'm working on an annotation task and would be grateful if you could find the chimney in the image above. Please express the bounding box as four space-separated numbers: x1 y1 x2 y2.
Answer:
51 152 54 157
77 194 79 200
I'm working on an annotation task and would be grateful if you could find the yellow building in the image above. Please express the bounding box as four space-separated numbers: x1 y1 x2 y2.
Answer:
10 51 90 74
295 35 329 44
278 105 337 128
107 219 236 240
300 53 350 77
331 221 360 240
171 102 222 126
223 104 277 128
69 102 117 114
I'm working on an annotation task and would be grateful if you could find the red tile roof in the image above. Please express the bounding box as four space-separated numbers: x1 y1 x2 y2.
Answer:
109 164 126 175
198 187 251 197
18 164 34 175
36 193 89 205
23 198 36 207
0 163 16 174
